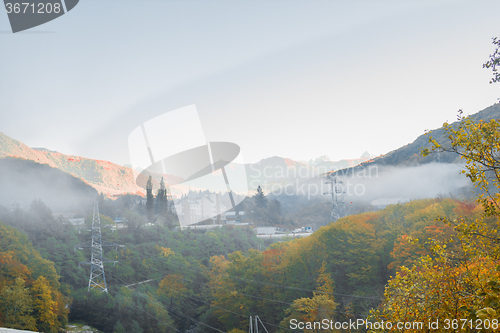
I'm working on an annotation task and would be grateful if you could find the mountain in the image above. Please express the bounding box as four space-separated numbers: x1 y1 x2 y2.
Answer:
316 104 500 205
342 103 500 171
0 132 374 197
244 153 373 194
247 154 372 181
313 152 374 172
0 132 146 197
0 157 98 211
308 153 374 170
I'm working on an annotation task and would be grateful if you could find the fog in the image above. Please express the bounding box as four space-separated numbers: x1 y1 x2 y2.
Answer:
267 162 473 205
0 158 97 212
0 156 475 218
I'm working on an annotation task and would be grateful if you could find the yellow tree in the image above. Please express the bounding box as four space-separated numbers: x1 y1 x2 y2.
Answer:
209 251 261 330
207 255 230 299
0 277 37 330
423 111 500 217
0 251 31 290
422 111 500 311
370 245 500 332
157 274 189 308
280 262 339 333
372 42 500 327
32 276 58 333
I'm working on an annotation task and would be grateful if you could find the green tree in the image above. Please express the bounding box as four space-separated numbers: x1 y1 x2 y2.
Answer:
280 262 339 333
253 186 268 208
131 320 144 333
157 177 167 216
114 321 126 333
146 176 154 221
123 209 145 230
267 199 282 224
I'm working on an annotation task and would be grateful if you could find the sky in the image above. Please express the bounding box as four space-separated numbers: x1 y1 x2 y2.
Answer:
1 0 499 166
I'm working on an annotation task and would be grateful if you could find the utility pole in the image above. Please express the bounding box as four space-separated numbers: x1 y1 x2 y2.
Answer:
77 202 123 293
323 173 345 222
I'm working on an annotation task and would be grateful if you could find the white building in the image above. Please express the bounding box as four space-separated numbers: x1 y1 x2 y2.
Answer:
67 218 85 226
174 192 227 225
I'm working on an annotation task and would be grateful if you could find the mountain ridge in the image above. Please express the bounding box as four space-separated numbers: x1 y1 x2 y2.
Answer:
337 103 500 173
12 98 492 199
0 132 373 197
0 132 145 197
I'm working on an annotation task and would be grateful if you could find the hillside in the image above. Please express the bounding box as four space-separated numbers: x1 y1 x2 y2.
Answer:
334 103 500 173
0 158 98 211
0 132 146 197
245 154 372 193
0 132 373 198
0 222 68 331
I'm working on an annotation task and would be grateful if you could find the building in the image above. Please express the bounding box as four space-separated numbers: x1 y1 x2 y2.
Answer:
67 218 85 226
255 226 313 239
174 191 227 225
226 211 246 223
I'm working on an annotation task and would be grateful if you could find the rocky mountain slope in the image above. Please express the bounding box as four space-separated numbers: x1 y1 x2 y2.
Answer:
0 132 145 197
0 132 373 197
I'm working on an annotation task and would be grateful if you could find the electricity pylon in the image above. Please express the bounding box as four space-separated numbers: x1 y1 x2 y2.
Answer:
324 174 345 222
249 315 269 333
77 202 122 293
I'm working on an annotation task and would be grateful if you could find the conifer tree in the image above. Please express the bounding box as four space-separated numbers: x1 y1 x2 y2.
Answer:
146 176 154 221
156 177 167 217
253 186 268 208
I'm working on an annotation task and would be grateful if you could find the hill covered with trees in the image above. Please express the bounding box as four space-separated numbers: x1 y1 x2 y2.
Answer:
0 157 98 211
0 192 487 332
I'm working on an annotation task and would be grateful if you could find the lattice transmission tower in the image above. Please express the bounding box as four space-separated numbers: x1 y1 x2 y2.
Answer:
78 202 122 293
323 174 345 222
249 315 269 333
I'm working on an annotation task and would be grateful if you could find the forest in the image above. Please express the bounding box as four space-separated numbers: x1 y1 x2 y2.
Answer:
1 37 500 333
0 187 490 332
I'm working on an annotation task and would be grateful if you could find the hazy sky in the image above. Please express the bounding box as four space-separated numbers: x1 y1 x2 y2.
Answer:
1 0 499 165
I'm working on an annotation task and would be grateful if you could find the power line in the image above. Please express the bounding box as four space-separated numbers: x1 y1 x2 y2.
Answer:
133 287 223 333
98 232 380 330
113 254 366 321
123 297 182 333
106 258 298 332
153 278 297 331
106 274 201 332
108 272 223 333
170 272 362 317
135 252 383 301
99 272 182 333
170 259 382 301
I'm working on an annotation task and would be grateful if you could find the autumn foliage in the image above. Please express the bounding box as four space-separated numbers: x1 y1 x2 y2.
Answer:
369 107 500 331
0 222 68 332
